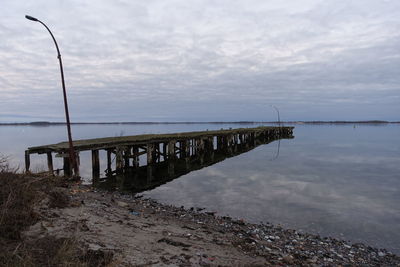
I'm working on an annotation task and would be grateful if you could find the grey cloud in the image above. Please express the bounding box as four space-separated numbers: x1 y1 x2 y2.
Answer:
0 0 399 122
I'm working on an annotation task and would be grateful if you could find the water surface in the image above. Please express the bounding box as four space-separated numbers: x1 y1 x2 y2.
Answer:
0 123 399 253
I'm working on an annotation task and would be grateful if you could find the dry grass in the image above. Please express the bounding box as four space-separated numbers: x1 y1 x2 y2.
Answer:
0 154 17 174
0 167 113 266
48 189 70 208
0 172 40 240
0 235 114 267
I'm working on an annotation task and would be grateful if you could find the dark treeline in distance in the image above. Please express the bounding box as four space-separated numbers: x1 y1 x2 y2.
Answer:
0 120 398 126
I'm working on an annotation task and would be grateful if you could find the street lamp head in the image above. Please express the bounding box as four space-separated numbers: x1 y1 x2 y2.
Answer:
25 15 38 21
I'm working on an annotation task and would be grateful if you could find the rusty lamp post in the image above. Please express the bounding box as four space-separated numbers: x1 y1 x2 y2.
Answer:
25 15 79 177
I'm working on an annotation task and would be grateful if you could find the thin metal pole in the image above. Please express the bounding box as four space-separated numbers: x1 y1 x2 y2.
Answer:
271 105 281 127
26 16 79 176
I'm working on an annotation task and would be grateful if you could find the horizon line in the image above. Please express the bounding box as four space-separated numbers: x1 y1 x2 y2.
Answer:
0 120 399 126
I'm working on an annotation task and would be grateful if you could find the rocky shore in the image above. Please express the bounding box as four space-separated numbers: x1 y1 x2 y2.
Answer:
1 173 399 266
28 181 400 266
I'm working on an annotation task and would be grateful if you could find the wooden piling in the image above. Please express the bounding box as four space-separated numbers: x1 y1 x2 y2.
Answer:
167 140 176 159
47 152 54 174
92 150 100 179
132 146 139 167
217 136 222 150
116 147 124 172
147 143 155 165
24 150 30 173
199 138 205 152
185 140 190 158
106 149 112 173
124 147 131 167
162 142 167 160
168 160 175 176
147 165 153 182
154 143 161 162
63 156 71 176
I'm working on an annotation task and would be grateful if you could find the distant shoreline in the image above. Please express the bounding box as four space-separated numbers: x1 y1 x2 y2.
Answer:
0 120 398 126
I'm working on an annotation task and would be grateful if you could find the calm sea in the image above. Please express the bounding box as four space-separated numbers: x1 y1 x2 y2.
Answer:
1 123 399 253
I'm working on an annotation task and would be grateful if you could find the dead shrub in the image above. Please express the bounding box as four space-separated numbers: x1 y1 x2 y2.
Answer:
0 173 40 240
83 248 114 267
0 154 19 174
0 171 114 266
0 236 112 267
48 189 70 208
28 236 84 266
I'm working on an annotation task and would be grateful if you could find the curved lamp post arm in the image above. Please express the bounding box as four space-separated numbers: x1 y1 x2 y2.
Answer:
25 15 78 177
26 15 62 57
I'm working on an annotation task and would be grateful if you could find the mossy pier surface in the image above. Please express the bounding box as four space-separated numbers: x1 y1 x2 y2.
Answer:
25 126 294 177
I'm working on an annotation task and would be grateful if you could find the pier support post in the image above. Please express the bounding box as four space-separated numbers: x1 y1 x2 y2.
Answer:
191 139 196 155
155 143 161 162
178 141 183 158
124 147 131 167
199 138 205 153
204 137 211 151
206 136 215 161
233 134 238 152
217 136 222 151
63 156 71 177
147 143 155 165
185 140 190 157
92 150 100 180
25 150 30 173
227 135 234 154
167 140 176 176
167 140 176 159
47 152 54 174
74 152 80 177
168 160 175 177
245 134 250 148
162 142 167 160
239 134 243 144
184 140 191 169
180 141 185 158
116 147 124 173
132 146 139 167
147 165 154 182
106 149 112 173
188 139 192 155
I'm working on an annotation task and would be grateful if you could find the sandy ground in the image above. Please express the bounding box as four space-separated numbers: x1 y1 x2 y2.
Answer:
26 185 271 266
23 182 400 266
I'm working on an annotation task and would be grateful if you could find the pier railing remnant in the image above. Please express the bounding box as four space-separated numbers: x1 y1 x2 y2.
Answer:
25 126 294 178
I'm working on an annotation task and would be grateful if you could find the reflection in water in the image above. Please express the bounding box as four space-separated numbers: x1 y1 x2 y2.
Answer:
270 139 281 161
94 135 293 193
1 123 399 253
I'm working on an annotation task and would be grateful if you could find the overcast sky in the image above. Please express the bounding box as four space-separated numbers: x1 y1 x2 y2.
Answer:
0 0 399 122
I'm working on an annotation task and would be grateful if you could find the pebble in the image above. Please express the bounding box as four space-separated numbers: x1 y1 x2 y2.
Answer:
91 188 400 266
378 251 386 257
116 201 129 207
282 255 294 264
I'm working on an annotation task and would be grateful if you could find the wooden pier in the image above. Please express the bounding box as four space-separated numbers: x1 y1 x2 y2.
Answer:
96 126 294 193
25 126 294 178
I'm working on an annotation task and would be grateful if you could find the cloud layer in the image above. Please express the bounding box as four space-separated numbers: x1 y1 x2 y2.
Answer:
1 0 399 122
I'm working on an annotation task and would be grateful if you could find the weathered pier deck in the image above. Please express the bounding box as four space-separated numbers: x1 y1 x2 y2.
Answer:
96 127 294 193
25 126 294 178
